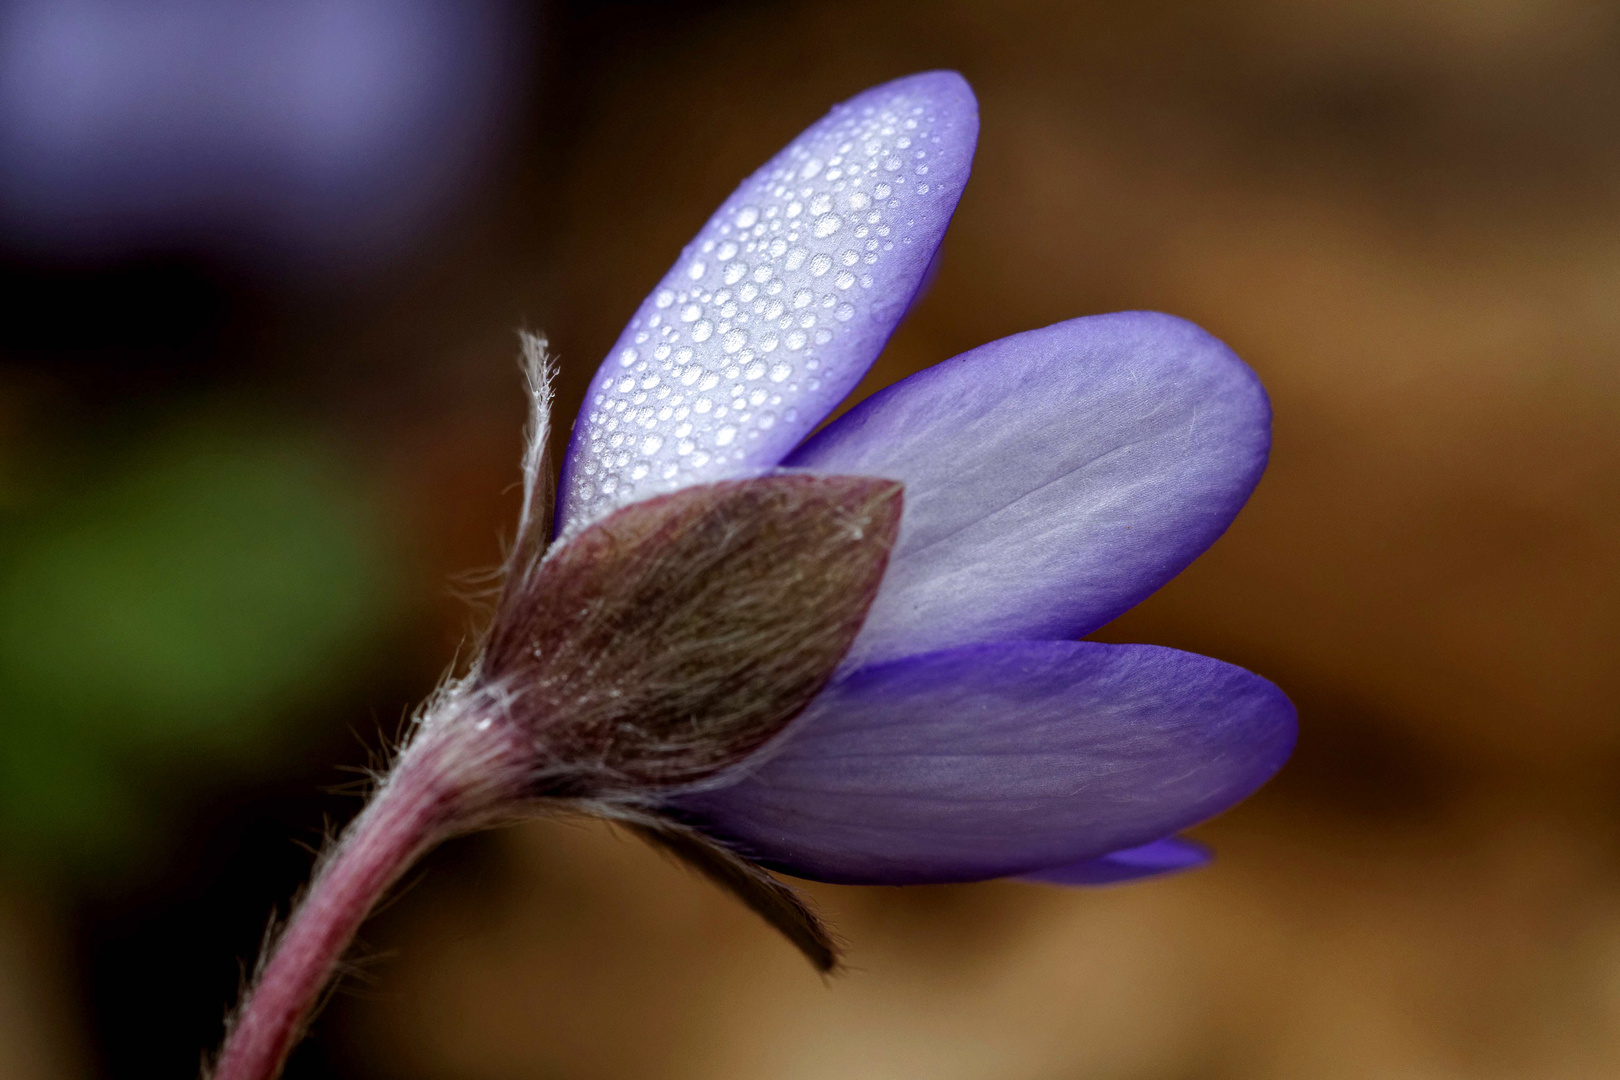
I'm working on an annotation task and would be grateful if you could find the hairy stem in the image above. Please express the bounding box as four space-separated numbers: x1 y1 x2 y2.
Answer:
210 724 509 1080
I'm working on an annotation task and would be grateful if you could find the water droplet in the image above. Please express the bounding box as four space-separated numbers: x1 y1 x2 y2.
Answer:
655 289 676 308
757 410 776 430
688 261 706 280
692 321 713 342
677 438 695 455
848 191 871 210
680 366 702 386
717 241 738 260
800 158 823 180
810 253 833 276
698 373 720 391
722 329 747 353
813 214 842 238
786 331 807 350
769 362 792 382
641 435 663 455
916 184 930 194
680 304 701 322
715 425 738 447
784 247 808 271
809 194 833 215
616 376 635 392
735 206 760 228
874 183 892 200
753 265 773 283
723 263 746 285
618 348 638 366
835 303 855 321
835 271 856 289
631 460 651 480
792 288 814 309
841 249 860 267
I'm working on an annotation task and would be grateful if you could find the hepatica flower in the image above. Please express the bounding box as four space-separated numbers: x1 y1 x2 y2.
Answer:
212 72 1295 1080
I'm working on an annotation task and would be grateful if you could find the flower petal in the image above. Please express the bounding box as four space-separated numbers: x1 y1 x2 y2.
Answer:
671 640 1295 885
787 311 1271 665
558 71 979 535
1016 837 1209 887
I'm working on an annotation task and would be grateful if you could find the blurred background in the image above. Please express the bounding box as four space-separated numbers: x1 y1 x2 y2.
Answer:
2 0 1618 1077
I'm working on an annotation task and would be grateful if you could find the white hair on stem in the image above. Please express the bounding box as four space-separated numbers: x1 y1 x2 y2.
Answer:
512 330 557 575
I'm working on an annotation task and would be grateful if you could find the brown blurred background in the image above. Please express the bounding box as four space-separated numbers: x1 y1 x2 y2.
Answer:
3 0 1619 1077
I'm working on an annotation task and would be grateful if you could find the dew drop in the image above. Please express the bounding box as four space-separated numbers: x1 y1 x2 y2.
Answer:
715 425 738 447
809 253 833 276
722 329 747 353
618 348 638 366
688 261 706 280
769 362 792 382
813 214 842 238
655 289 675 308
691 321 713 342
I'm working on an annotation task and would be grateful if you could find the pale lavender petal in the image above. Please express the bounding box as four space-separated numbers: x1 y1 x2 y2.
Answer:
1016 837 1209 886
788 312 1271 665
672 640 1295 885
557 72 978 535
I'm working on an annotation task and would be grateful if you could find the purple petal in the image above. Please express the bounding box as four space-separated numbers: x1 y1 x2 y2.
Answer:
787 312 1271 665
1017 837 1210 887
671 640 1295 885
557 71 979 535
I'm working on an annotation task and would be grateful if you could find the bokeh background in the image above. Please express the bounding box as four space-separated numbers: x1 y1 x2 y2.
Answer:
2 0 1618 1077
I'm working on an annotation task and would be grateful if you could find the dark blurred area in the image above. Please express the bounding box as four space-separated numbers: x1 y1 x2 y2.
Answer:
2 0 1618 1077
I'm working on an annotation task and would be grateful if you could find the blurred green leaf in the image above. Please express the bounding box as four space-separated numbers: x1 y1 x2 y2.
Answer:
0 414 404 869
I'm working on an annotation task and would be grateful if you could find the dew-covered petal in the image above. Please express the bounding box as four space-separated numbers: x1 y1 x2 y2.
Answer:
557 71 978 535
787 311 1271 665
671 640 1295 885
1016 837 1209 887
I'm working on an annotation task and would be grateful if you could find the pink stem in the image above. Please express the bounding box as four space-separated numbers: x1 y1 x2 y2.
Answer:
211 735 483 1080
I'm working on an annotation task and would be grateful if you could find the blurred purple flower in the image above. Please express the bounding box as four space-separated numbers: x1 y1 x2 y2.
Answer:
0 0 523 269
556 71 1296 888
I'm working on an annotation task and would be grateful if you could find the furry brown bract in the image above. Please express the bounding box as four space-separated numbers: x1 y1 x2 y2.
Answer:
483 474 904 793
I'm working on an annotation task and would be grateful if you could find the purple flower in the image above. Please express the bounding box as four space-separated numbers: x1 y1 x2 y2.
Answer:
210 70 1294 1080
555 71 1295 889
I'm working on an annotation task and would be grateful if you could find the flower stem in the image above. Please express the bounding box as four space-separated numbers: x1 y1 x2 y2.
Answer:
210 730 491 1080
